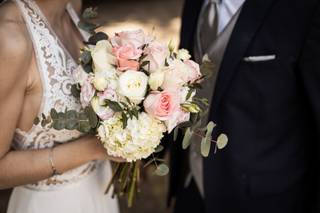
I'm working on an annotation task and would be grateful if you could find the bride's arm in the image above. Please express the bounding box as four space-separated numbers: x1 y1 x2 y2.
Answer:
0 22 115 190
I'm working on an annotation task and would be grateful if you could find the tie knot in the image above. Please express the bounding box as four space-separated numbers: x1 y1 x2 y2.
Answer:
209 0 220 4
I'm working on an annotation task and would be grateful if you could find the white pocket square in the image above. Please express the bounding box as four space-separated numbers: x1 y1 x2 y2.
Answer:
243 55 276 62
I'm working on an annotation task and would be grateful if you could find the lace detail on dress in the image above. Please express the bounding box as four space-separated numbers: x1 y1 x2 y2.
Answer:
12 0 96 191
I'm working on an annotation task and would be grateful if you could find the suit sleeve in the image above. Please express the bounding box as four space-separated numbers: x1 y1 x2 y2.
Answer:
298 2 320 212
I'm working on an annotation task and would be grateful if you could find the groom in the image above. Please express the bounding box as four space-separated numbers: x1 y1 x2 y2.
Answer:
169 0 320 212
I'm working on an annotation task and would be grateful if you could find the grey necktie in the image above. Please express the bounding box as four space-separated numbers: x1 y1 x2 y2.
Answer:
198 0 220 57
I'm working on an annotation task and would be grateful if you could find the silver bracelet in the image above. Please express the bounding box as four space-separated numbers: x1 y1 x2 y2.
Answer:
49 147 61 176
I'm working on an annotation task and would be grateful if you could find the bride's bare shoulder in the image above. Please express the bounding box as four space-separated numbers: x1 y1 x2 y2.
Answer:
0 1 32 73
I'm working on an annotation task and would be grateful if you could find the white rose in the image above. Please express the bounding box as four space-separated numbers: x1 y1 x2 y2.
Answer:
91 40 117 72
177 49 191 61
148 70 165 90
118 70 148 104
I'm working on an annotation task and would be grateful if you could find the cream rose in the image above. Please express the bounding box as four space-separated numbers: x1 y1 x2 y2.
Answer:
92 68 117 91
118 70 148 104
91 40 117 72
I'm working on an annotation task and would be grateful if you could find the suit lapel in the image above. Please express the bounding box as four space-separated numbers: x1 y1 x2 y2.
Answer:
210 0 277 115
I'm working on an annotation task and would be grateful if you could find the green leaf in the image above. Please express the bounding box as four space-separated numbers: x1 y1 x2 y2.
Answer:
181 103 201 113
78 21 99 34
66 110 77 120
82 63 93 73
140 60 150 67
121 112 128 129
65 119 78 130
50 109 58 119
173 127 179 141
82 7 98 19
52 119 65 130
186 88 195 101
182 128 193 149
71 84 81 98
86 32 108 45
33 117 40 125
154 163 169 176
80 50 92 65
85 107 98 128
216 134 228 150
201 121 216 157
78 121 91 133
154 145 164 153
105 100 123 112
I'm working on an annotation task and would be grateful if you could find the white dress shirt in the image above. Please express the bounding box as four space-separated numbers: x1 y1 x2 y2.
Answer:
213 0 246 35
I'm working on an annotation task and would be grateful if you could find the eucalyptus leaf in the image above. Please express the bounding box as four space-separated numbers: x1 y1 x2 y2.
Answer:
66 110 77 120
52 119 65 130
201 122 216 157
65 119 78 130
154 145 164 153
78 121 91 133
217 134 228 150
80 50 92 65
154 164 169 176
182 128 193 149
82 63 93 73
50 109 58 119
86 32 108 45
78 21 99 34
85 107 98 128
33 117 40 125
82 7 98 19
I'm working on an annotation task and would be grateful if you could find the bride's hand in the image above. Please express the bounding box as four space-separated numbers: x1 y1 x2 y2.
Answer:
90 136 126 163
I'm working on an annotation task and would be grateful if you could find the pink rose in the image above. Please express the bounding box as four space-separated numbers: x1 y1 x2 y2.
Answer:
113 44 142 60
184 59 202 83
143 90 179 121
118 59 140 71
113 44 142 71
80 78 95 108
143 41 169 72
111 29 148 49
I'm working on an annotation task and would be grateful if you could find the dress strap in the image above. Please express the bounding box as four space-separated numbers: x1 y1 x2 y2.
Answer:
66 3 91 41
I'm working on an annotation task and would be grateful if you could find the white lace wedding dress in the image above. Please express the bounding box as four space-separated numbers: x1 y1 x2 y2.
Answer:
6 0 119 213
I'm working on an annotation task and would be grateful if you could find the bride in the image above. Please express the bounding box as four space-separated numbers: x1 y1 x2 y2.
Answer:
0 0 120 212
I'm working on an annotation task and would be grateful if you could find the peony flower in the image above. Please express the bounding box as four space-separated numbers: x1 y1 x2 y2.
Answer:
73 65 89 86
143 90 180 121
118 70 148 104
177 48 191 61
91 40 117 72
148 70 165 90
111 29 148 49
80 78 95 108
142 41 169 73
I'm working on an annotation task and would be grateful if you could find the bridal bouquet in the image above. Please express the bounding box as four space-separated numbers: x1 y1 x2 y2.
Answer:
36 29 228 207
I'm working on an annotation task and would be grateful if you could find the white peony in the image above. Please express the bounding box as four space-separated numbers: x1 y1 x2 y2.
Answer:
98 112 166 162
91 40 117 72
118 70 148 104
148 70 165 90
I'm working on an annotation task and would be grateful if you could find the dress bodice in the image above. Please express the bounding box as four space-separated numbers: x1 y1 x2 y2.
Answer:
11 0 97 191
